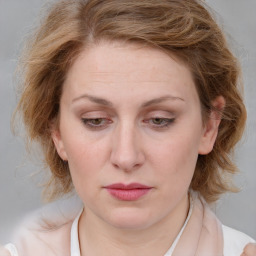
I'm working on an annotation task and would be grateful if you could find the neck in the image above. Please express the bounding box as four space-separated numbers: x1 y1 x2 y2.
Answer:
78 194 189 256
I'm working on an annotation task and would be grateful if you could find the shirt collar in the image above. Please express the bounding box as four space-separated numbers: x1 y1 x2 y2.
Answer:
70 194 193 256
70 208 83 256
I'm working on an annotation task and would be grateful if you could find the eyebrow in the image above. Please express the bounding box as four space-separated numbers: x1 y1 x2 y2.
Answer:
72 94 113 106
72 94 184 107
141 95 184 107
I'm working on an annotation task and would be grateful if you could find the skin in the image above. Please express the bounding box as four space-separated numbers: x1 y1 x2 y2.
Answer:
52 41 223 256
1 244 255 256
0 244 250 256
241 243 256 256
0 246 10 256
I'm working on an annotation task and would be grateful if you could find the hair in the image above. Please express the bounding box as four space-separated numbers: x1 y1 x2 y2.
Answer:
16 0 246 203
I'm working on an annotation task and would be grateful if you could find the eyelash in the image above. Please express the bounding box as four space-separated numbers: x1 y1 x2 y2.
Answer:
81 118 112 130
81 117 175 130
144 117 175 128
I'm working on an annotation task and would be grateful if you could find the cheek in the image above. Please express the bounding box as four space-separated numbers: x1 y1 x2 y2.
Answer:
59 113 108 169
66 139 106 174
59 126 108 187
150 131 200 187
64 139 106 200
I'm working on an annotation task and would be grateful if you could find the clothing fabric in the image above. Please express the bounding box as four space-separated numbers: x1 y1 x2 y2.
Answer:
4 193 255 256
222 225 255 255
171 193 223 256
70 194 194 256
4 244 18 256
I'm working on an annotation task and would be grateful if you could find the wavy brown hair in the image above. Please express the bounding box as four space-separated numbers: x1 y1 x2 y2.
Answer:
16 0 246 203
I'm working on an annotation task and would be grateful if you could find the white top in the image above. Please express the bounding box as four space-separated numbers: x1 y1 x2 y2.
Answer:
70 204 193 256
70 195 194 256
5 197 255 256
222 225 255 255
68 208 255 256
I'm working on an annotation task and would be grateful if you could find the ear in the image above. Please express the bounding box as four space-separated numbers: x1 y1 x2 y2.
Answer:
51 124 68 161
198 96 225 155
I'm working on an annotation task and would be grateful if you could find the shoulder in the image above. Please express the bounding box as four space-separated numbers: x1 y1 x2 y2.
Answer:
10 198 82 256
13 214 73 256
17 220 73 255
223 225 255 256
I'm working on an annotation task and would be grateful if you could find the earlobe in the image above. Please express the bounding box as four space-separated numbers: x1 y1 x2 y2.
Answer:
51 127 68 161
198 96 225 155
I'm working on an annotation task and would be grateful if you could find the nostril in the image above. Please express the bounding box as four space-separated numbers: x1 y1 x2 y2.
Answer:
110 151 145 172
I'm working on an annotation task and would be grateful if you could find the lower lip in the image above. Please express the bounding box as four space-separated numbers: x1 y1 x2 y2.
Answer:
106 188 151 201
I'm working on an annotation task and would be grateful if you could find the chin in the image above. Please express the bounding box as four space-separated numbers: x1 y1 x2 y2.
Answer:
105 207 154 230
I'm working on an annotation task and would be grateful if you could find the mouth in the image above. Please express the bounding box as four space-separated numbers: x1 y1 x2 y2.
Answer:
103 183 153 201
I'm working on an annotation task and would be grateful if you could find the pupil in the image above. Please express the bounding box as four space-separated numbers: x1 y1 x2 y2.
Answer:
154 118 162 124
93 118 102 124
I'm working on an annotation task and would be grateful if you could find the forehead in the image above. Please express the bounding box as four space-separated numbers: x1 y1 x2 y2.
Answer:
67 42 191 79
63 41 198 106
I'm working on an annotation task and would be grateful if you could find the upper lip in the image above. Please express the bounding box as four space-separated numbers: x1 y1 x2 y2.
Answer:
104 183 152 190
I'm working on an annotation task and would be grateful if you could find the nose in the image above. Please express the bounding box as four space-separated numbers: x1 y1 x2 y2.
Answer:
110 122 145 172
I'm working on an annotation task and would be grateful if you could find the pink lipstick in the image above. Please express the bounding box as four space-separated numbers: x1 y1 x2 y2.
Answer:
104 183 152 201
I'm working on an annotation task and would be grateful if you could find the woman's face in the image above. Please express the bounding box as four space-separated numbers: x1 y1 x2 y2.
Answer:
52 42 218 230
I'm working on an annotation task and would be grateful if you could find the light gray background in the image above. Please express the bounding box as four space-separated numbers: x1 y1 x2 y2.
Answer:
0 0 255 244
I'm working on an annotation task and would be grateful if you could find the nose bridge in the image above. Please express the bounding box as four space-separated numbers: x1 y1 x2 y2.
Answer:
110 120 144 171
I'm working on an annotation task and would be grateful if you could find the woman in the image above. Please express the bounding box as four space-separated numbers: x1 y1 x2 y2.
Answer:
2 0 256 255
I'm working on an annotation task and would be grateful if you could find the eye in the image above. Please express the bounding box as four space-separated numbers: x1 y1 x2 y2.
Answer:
81 118 112 130
145 117 175 129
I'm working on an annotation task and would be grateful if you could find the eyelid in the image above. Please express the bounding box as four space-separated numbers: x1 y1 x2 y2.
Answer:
144 117 175 127
81 110 111 118
144 109 175 118
142 108 176 129
81 117 113 130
